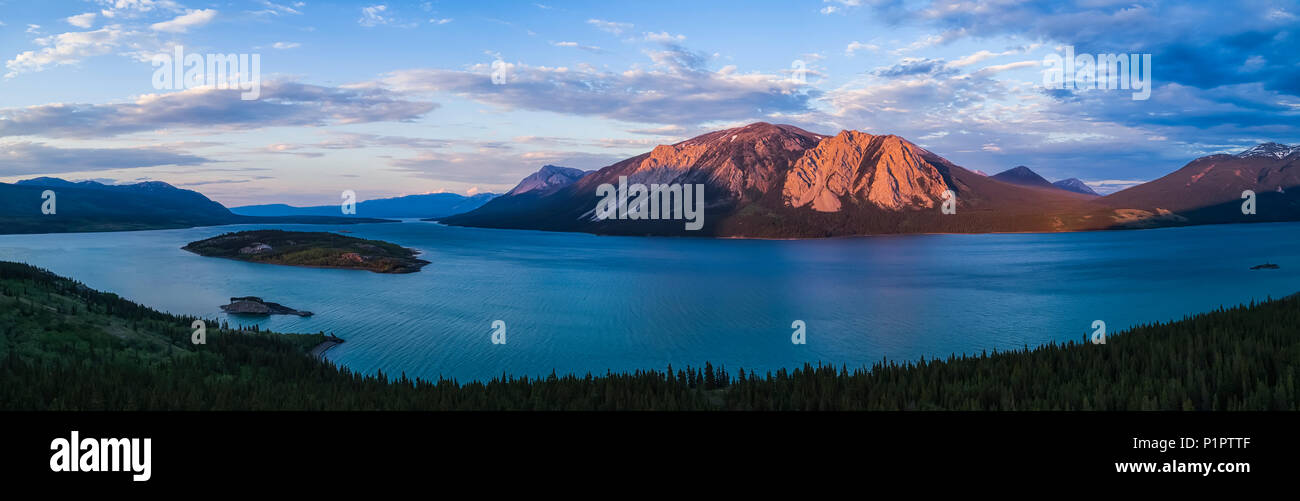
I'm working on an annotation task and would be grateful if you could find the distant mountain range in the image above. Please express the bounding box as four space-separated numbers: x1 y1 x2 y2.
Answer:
8 127 1297 238
986 166 1100 196
0 178 392 235
232 192 497 219
440 122 1300 237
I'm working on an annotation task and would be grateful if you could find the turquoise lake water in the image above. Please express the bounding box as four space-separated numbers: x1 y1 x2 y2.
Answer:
1 221 1297 382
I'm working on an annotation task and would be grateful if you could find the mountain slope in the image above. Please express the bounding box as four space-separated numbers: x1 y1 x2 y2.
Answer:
0 178 390 234
233 192 497 219
1053 178 1100 196
442 123 1101 237
783 131 951 212
1097 144 1300 226
991 166 1058 190
505 165 589 196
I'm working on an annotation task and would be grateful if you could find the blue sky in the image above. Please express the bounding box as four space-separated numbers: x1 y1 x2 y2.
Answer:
0 0 1297 205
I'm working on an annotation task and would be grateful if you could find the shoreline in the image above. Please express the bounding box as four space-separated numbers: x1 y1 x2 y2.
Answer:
308 339 343 360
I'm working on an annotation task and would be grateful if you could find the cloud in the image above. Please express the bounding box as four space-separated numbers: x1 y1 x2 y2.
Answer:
873 1 1300 97
845 41 877 56
0 141 209 176
272 42 301 49
1086 179 1149 195
66 13 98 28
643 31 685 43
251 0 304 16
587 19 632 35
390 148 625 186
5 27 126 77
949 49 1023 68
0 81 438 139
873 58 956 78
429 18 453 25
97 0 183 19
306 131 453 151
373 47 816 126
551 41 602 53
359 5 391 27
150 9 217 33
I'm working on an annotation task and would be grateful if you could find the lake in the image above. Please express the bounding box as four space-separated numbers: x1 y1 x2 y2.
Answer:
1 221 1297 382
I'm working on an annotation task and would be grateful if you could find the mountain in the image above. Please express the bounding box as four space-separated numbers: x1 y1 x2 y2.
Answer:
783 131 951 211
441 123 1104 237
1052 178 1100 196
233 192 497 219
0 178 391 234
505 165 589 196
990 166 1058 190
1236 142 1300 160
1097 143 1300 226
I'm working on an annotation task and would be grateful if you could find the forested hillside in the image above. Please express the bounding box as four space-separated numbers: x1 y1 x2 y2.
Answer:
1 261 1296 410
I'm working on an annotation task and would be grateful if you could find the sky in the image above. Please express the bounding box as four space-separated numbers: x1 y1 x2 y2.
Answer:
0 0 1297 206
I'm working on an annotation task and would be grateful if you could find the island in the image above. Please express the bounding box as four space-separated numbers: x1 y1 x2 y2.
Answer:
182 229 429 273
221 296 314 317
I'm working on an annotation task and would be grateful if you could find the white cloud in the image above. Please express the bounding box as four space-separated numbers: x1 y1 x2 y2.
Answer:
150 9 217 33
66 13 98 28
587 19 632 35
252 0 304 16
552 41 602 52
5 27 125 77
373 47 815 126
359 5 390 27
643 31 685 43
429 18 453 25
272 42 301 49
97 0 184 19
845 41 877 56
970 60 1039 77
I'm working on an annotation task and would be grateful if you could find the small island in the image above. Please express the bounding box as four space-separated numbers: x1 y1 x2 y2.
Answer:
1251 263 1281 270
183 229 429 273
221 296 314 317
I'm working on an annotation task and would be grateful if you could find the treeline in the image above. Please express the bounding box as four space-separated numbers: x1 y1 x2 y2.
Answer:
1 260 1297 410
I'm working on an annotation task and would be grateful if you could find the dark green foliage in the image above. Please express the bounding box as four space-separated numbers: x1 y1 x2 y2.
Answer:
1 261 1296 410
182 230 428 273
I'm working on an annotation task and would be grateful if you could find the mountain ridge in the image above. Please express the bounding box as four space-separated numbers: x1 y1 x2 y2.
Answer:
233 192 497 219
0 177 392 235
441 124 1300 237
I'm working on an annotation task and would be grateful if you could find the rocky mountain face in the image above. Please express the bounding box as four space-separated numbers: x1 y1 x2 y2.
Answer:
441 127 1300 237
579 122 824 203
442 122 1095 236
783 131 952 212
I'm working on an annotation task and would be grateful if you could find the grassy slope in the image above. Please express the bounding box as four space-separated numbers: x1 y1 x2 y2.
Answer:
182 229 428 274
1 261 1296 410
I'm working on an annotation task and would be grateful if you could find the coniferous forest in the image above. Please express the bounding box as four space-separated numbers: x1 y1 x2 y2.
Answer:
1 260 1296 411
